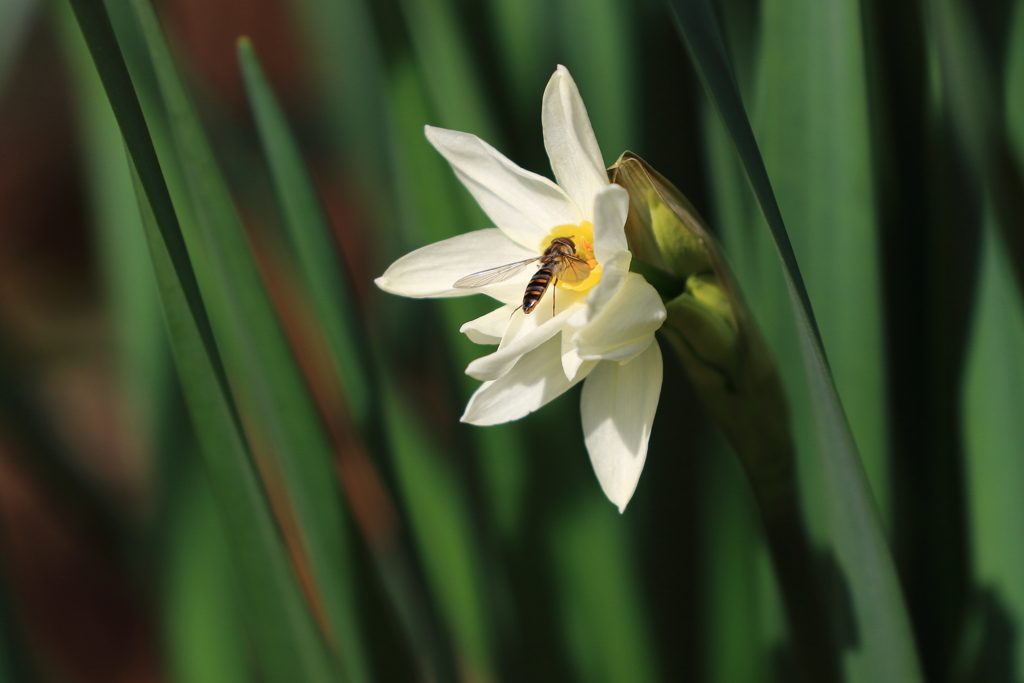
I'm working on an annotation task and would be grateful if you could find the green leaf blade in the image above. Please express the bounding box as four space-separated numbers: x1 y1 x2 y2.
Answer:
130 166 336 683
113 0 365 677
237 38 372 432
398 0 497 141
962 216 1024 682
669 1 923 680
754 0 889 520
164 464 252 683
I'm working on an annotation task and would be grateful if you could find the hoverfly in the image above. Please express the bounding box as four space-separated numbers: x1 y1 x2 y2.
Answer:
453 236 592 314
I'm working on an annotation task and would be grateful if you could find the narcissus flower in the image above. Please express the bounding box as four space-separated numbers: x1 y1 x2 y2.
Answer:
376 66 665 512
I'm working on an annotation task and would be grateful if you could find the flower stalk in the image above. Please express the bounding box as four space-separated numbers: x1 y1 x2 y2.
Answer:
610 152 841 682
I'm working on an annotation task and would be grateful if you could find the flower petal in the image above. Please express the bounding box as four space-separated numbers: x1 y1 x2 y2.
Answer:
425 126 581 249
461 305 516 344
573 274 666 363
566 188 632 327
375 228 535 305
561 331 587 381
568 249 631 328
581 341 663 513
590 183 629 265
465 289 586 381
542 65 608 219
462 336 597 425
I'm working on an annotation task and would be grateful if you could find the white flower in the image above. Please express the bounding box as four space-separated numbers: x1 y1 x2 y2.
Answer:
375 65 666 512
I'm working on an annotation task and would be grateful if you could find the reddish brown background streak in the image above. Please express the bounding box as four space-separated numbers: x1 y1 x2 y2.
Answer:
0 0 352 680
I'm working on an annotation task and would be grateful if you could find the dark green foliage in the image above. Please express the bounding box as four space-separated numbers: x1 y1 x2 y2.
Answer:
0 0 1015 679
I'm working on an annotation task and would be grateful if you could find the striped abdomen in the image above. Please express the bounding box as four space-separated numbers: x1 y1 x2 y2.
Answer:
522 265 556 314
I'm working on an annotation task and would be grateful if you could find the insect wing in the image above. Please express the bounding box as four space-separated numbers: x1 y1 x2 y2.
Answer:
553 255 592 285
453 257 539 288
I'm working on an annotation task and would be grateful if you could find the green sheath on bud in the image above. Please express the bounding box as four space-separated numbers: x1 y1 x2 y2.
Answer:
668 274 739 385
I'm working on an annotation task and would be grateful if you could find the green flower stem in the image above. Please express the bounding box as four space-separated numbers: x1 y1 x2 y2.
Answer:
661 294 839 683
613 153 839 682
667 3 923 677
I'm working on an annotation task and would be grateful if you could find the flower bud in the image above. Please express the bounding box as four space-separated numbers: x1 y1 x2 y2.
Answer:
609 152 793 480
610 154 713 280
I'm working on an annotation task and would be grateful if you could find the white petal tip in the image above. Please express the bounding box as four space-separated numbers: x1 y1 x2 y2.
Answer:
592 471 644 517
375 276 400 294
459 410 505 427
460 413 494 426
582 343 661 521
597 185 629 209
606 488 636 514
597 183 627 196
464 363 497 382
459 403 480 424
374 276 411 297
423 125 450 147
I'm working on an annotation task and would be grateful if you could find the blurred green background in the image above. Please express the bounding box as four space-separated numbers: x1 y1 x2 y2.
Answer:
0 0 1022 680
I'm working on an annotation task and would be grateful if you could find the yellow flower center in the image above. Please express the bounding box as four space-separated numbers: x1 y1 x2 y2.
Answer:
540 221 602 291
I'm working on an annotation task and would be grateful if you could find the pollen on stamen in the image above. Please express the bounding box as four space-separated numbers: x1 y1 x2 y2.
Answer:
542 221 603 292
